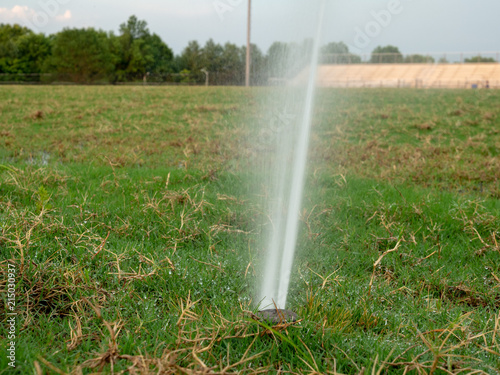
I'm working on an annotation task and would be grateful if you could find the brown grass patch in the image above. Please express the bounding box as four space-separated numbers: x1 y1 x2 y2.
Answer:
415 122 434 130
31 110 44 120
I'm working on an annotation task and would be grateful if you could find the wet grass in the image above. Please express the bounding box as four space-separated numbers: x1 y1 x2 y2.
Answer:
313 88 500 197
1 86 500 374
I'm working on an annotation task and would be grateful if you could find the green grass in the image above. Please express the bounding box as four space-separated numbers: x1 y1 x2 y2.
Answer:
1 86 500 374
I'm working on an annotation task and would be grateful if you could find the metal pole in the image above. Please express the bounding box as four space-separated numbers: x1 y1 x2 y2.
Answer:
246 0 251 87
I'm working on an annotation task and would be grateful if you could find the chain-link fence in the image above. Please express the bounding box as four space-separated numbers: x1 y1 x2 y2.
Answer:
321 52 500 64
0 71 270 86
1 52 500 87
0 72 205 85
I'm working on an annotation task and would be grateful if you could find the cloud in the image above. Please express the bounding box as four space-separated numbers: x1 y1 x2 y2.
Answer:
0 5 72 30
0 5 35 21
56 9 72 21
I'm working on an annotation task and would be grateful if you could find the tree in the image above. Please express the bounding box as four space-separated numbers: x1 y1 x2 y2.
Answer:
246 43 266 85
221 42 244 72
0 24 50 78
0 24 31 65
177 39 253 85
175 39 262 85
46 28 115 83
119 15 150 41
111 32 145 81
266 39 323 80
145 33 174 76
169 55 184 74
266 41 309 78
220 42 245 84
175 41 204 84
321 42 361 64
113 16 153 81
10 33 51 75
289 39 315 75
465 56 496 63
370 45 403 63
266 41 290 78
201 39 224 72
113 15 173 81
179 40 203 72
404 54 434 63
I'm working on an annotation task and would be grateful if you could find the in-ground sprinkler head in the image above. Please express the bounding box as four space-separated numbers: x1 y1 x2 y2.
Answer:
255 309 298 325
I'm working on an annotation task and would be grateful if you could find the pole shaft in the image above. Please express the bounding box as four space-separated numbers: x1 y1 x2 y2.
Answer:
246 0 251 87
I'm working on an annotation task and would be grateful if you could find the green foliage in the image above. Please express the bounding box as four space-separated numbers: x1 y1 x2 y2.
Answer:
3 18 493 86
13 33 51 73
221 42 244 72
0 24 50 80
0 24 26 72
321 41 362 64
370 45 403 63
45 27 116 83
36 185 52 212
266 41 289 78
322 41 350 55
0 24 31 67
179 68 195 84
266 40 315 78
218 42 245 84
465 55 497 63
179 40 203 73
113 15 174 81
177 39 265 85
404 54 435 63
0 17 175 84
248 43 266 85
112 32 152 81
200 38 224 72
0 164 16 173
145 33 174 75
119 15 149 40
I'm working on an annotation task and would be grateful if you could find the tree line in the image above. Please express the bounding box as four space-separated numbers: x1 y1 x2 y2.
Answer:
0 16 496 85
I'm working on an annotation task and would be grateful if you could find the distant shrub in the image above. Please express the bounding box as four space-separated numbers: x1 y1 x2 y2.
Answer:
465 56 497 63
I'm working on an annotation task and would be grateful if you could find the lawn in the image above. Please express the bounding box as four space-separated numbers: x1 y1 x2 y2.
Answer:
1 86 500 374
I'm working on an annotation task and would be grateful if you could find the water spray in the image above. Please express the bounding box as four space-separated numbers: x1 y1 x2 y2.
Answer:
258 0 327 318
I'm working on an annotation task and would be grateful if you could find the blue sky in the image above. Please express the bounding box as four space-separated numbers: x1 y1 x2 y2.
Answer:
1 0 499 57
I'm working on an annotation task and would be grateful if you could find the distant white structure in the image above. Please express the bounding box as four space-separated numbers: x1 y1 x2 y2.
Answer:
292 63 500 89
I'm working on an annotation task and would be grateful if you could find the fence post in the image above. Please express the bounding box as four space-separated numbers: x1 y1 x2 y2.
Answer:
201 68 209 87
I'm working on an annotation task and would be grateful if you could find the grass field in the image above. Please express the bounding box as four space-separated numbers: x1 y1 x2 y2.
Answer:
1 86 500 374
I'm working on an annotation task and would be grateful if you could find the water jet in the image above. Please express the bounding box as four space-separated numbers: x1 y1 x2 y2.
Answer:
256 0 327 313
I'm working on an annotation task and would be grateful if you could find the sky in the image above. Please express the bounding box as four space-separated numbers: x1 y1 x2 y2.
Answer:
1 0 500 59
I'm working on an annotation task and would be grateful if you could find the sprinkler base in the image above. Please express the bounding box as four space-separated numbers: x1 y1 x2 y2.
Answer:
255 309 298 325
